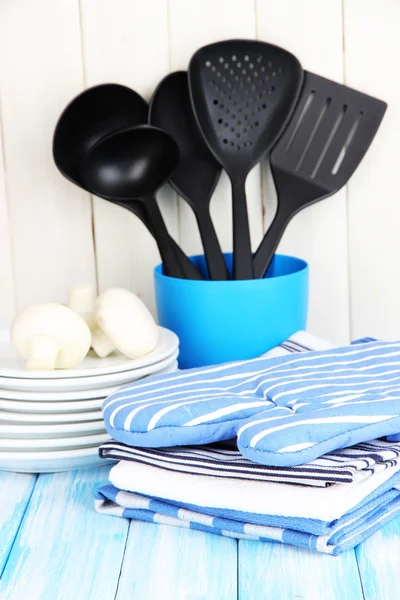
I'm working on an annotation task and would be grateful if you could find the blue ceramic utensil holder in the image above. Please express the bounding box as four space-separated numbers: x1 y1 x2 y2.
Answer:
154 253 308 369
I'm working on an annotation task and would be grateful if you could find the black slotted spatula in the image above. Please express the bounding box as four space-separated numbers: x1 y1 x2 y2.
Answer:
189 40 303 279
253 71 387 279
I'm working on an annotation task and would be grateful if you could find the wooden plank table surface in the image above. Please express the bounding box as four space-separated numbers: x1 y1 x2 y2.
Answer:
1 466 400 600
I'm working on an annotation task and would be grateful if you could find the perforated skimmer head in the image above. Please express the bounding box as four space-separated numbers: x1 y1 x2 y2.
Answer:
189 39 303 174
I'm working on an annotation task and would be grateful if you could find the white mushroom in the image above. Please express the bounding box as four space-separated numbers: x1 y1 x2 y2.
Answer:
94 288 158 359
11 303 92 370
91 327 117 358
67 283 116 357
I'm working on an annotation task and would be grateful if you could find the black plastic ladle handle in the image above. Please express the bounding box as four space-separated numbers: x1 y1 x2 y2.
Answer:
114 199 202 279
142 194 203 280
195 206 229 280
253 207 290 279
231 177 254 280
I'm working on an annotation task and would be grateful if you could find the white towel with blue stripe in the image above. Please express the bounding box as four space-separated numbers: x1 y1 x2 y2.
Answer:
98 438 400 487
95 455 400 555
102 332 400 466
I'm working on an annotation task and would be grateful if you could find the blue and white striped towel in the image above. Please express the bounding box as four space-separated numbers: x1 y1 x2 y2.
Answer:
95 466 400 555
102 332 400 466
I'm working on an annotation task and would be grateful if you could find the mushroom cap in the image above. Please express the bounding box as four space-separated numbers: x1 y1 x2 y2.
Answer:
95 288 158 359
12 303 92 369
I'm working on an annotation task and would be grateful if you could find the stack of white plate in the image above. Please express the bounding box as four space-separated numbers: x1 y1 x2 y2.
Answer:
0 326 179 473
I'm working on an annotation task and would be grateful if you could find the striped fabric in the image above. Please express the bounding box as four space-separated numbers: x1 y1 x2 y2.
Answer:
102 333 400 467
95 476 400 556
98 438 400 487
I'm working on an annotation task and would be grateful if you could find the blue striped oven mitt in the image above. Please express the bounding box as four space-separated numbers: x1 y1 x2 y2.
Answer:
102 339 400 467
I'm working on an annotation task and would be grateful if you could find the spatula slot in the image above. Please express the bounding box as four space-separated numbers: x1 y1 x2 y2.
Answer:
331 112 363 175
296 98 331 171
285 91 316 152
311 104 348 178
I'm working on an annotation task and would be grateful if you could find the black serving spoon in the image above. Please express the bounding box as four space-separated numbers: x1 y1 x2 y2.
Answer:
149 71 229 280
79 125 203 280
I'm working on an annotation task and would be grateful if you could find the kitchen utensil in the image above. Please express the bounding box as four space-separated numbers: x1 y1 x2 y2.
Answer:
149 71 228 280
0 326 178 378
54 86 197 280
80 125 202 280
253 71 388 278
0 446 113 473
113 199 195 277
189 40 303 279
53 83 148 187
0 353 179 392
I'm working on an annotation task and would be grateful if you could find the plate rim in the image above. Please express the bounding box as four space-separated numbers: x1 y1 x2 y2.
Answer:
0 326 178 379
0 352 178 392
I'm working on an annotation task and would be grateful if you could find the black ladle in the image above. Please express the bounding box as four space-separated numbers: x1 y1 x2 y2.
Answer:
111 199 197 276
149 71 229 280
53 84 195 277
79 125 203 280
53 83 148 186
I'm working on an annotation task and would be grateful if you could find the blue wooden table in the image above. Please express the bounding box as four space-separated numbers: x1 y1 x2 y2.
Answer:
1 466 400 599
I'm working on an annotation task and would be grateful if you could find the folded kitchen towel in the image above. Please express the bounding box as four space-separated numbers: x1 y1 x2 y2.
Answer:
98 437 400 487
102 332 400 466
95 474 400 555
104 454 400 529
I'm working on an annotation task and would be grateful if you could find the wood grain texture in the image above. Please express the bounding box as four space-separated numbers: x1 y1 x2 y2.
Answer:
0 0 96 311
168 0 264 257
343 0 400 341
80 0 178 316
255 0 351 345
356 517 400 600
0 471 36 576
117 520 237 600
0 466 128 600
238 540 364 600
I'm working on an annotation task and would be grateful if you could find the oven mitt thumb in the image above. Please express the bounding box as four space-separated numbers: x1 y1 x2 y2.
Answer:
102 336 400 467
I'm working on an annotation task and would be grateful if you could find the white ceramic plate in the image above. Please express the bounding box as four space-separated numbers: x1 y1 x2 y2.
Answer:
0 420 106 439
0 432 110 449
0 446 114 473
0 358 178 400
0 397 103 412
0 326 178 379
0 352 178 392
0 385 120 402
0 409 103 423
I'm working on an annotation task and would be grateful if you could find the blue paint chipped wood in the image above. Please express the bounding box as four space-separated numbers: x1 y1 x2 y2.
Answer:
356 517 400 600
238 539 364 600
1 467 400 599
116 521 237 600
0 472 36 576
0 466 128 600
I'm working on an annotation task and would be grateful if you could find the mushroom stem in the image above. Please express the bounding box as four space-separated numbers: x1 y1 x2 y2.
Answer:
91 328 116 358
25 336 60 370
68 284 97 331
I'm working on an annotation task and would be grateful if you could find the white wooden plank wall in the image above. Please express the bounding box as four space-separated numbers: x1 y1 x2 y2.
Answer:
0 0 395 344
